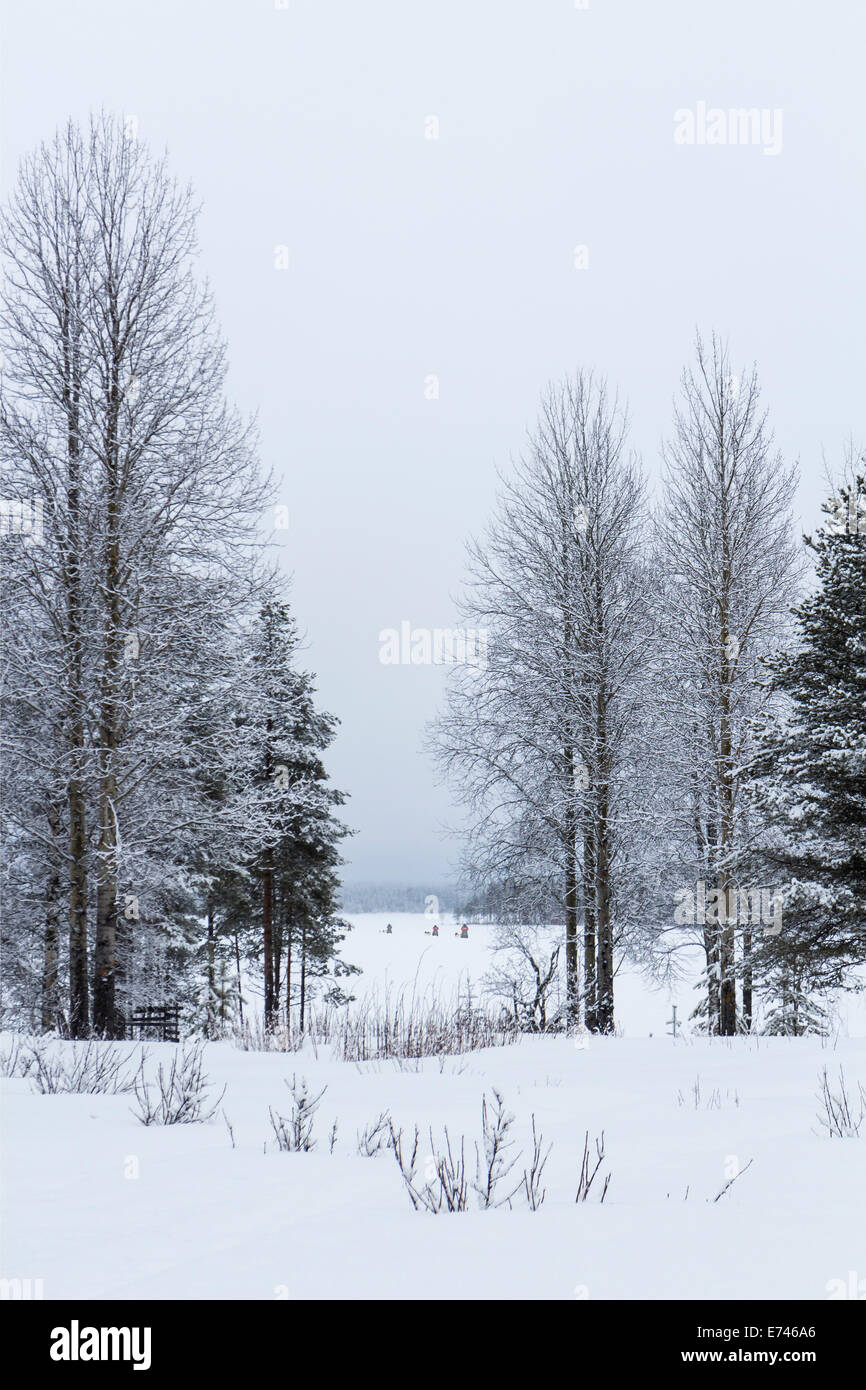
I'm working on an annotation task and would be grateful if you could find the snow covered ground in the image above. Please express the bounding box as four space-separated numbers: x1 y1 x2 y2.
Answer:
2 914 865 1301
341 910 687 1036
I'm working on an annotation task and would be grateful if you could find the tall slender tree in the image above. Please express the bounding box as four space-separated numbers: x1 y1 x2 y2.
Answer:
657 332 801 1034
1 127 94 1033
229 598 352 1033
433 372 655 1032
1 115 268 1035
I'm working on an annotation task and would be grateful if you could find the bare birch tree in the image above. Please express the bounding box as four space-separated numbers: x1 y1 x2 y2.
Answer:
432 372 655 1032
1 115 270 1035
1 125 95 1033
656 332 801 1034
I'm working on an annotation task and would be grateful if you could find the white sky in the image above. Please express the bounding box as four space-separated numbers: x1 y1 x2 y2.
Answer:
2 0 864 882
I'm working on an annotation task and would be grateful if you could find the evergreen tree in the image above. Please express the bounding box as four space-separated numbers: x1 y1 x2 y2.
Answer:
228 597 353 1033
753 472 866 1000
760 965 831 1037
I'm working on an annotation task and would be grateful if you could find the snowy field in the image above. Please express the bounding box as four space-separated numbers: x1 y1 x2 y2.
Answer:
2 914 865 1301
341 911 688 1037
340 912 866 1040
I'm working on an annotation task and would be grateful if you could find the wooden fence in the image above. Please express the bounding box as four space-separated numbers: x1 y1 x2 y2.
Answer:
128 1004 180 1042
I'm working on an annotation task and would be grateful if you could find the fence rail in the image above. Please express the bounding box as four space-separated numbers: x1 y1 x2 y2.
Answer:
128 1005 180 1042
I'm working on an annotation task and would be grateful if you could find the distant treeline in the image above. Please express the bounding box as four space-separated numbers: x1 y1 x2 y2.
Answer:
339 883 462 915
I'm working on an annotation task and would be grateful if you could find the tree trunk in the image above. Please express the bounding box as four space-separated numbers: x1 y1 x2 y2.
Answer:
262 848 275 1030
94 774 120 1036
273 898 282 1022
234 929 244 1029
564 786 580 1031
595 701 614 1034
742 925 753 1032
206 900 216 1039
68 771 89 1036
41 802 62 1032
595 820 614 1033
93 403 124 1037
718 612 737 1037
704 811 720 1033
582 816 597 1031
66 418 89 1037
299 919 307 1034
285 917 293 1031
94 632 121 1038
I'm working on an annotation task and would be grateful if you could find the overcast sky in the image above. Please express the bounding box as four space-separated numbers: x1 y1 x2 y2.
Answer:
2 0 864 884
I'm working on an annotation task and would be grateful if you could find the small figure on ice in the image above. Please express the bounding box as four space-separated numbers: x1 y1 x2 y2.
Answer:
385 922 393 935
432 923 439 937
457 922 469 939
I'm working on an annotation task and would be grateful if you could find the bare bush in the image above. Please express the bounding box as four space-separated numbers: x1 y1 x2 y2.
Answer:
472 1090 522 1209
131 1043 224 1125
575 1129 611 1203
422 1130 470 1212
815 1066 865 1138
388 1121 423 1206
0 1035 36 1079
522 1115 552 1211
357 1111 391 1157
391 1092 554 1214
268 1074 328 1152
484 923 564 1033
26 1039 144 1095
428 1131 470 1212
333 988 517 1062
388 1119 469 1212
233 988 517 1062
233 1018 305 1054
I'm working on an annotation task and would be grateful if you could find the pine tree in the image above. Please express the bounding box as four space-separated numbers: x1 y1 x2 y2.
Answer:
752 471 866 999
228 597 353 1033
761 966 831 1037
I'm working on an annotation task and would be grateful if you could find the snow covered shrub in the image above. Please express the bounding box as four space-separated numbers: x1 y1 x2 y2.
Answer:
522 1115 552 1211
390 1123 470 1212
815 1066 865 1138
233 1017 305 1054
575 1129 611 1202
472 1090 522 1208
332 987 518 1062
131 1042 225 1125
0 1035 36 1078
389 1092 550 1213
356 1110 391 1156
27 1039 144 1094
232 989 517 1061
427 1132 470 1211
268 1073 327 1152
